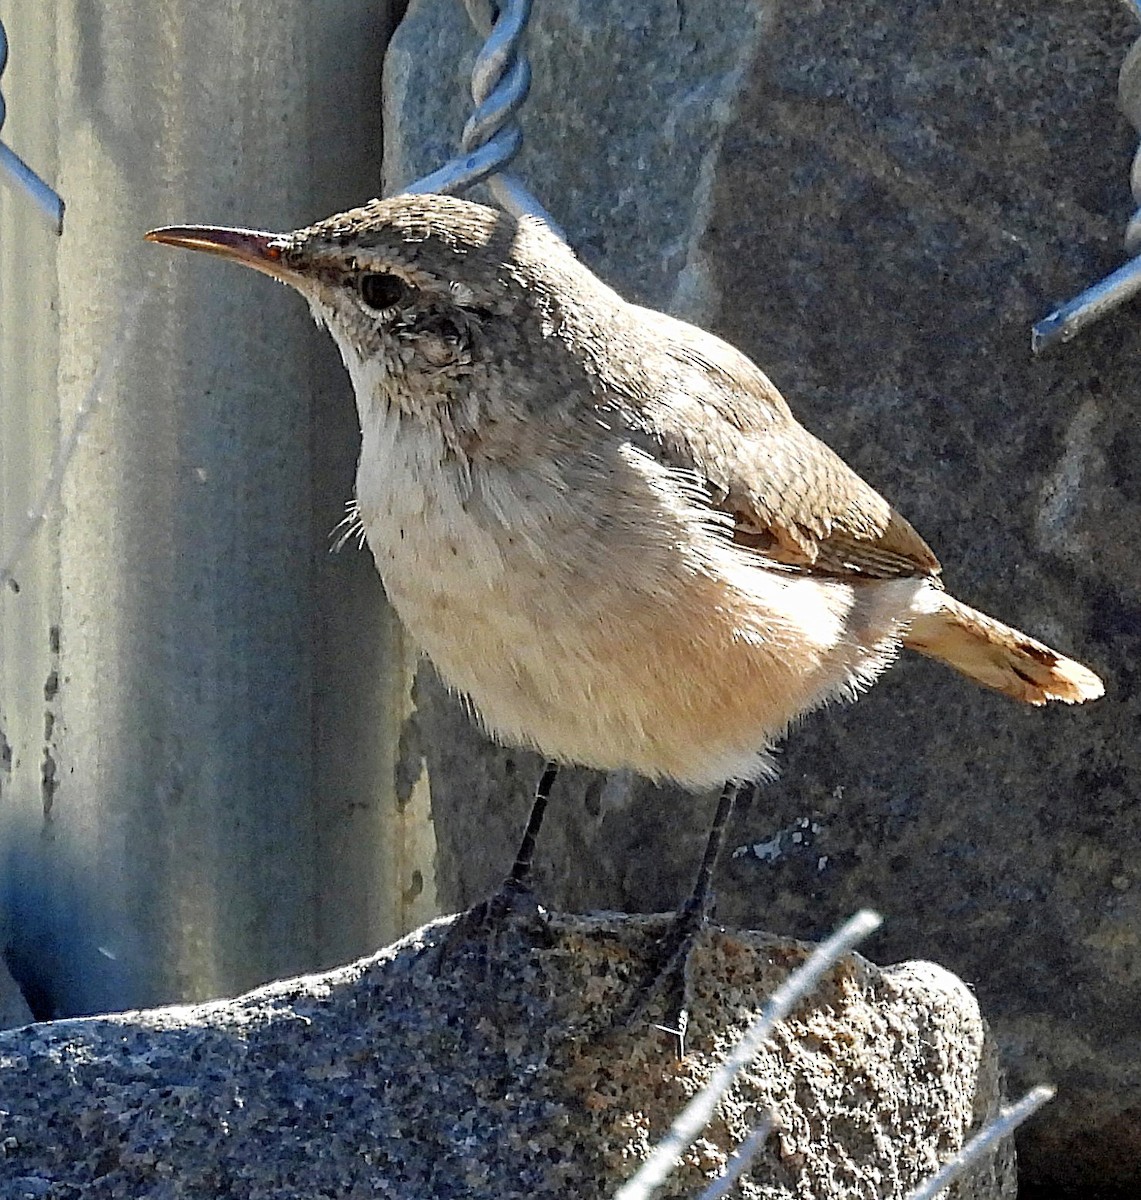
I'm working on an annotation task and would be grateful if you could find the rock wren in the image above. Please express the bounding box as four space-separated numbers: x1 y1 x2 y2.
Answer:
146 193 1103 890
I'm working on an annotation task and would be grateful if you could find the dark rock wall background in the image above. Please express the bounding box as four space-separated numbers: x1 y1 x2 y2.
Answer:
387 2 1141 1194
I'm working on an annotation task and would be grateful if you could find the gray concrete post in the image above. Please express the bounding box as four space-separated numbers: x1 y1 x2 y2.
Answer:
0 1 428 1019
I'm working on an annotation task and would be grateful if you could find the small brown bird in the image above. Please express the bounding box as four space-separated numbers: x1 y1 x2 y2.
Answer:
147 194 1103 920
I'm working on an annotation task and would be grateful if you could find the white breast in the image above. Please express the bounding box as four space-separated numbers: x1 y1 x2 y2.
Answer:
356 405 509 604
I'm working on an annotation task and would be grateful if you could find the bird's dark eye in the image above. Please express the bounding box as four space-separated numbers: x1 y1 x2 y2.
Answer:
358 272 408 311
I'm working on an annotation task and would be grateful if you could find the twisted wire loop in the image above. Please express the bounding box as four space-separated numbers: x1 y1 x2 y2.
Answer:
0 17 64 234
1032 14 1141 352
402 0 564 238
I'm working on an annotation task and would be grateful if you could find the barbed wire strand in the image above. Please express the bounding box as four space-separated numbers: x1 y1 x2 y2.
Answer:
612 909 882 1200
691 1116 776 1200
639 971 1050 1200
904 1085 1055 1200
1032 9 1141 351
689 1087 1051 1200
0 16 64 233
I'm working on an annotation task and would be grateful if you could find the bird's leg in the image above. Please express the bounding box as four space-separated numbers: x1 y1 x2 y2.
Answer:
435 761 558 966
686 776 743 923
506 759 559 892
624 779 752 1050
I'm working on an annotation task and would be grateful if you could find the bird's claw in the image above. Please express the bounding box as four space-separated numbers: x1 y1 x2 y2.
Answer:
433 875 548 979
618 896 712 1056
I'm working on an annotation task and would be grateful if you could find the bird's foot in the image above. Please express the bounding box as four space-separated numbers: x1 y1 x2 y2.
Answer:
616 780 747 1054
433 875 549 979
432 760 559 978
619 894 713 1057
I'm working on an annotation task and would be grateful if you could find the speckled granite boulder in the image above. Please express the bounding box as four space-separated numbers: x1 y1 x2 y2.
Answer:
384 3 1140 1193
0 913 1015 1198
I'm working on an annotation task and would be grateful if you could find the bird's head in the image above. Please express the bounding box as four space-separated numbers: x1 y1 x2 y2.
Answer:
146 194 602 420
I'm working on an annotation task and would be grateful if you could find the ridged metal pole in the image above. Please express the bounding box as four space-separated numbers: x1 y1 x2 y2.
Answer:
0 1 425 1019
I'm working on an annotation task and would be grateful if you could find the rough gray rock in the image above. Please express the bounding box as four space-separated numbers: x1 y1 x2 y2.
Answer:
384 2 1140 1194
0 913 1013 1199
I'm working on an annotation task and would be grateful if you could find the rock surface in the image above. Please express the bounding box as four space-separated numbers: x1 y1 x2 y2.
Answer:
384 2 1141 1194
0 913 1014 1199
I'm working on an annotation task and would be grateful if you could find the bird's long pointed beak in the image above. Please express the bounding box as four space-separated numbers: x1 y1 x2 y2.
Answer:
144 224 301 285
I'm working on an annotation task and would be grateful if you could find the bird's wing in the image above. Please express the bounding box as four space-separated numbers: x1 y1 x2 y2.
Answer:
611 307 941 581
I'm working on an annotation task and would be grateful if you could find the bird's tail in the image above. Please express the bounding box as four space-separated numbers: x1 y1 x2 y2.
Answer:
903 591 1104 705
